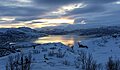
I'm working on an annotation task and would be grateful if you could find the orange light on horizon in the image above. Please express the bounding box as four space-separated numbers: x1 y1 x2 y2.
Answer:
0 17 74 28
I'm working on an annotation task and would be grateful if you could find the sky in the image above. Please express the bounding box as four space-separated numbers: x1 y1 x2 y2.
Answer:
0 0 120 29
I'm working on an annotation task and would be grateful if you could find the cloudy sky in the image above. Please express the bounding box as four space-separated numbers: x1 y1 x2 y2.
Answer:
0 0 120 28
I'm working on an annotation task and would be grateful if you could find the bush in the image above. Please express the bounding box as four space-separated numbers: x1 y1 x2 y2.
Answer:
106 57 120 70
32 50 40 54
41 47 47 52
48 50 55 56
6 53 32 70
84 54 101 70
62 59 70 66
0 49 10 57
74 51 101 70
56 49 66 58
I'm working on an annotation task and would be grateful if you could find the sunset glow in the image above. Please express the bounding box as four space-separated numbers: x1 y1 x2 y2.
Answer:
0 18 74 28
0 17 15 21
39 18 74 24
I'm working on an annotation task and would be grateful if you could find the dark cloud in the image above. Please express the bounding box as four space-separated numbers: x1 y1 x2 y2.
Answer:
84 0 119 4
0 0 120 27
33 0 119 5
0 6 48 16
15 16 40 21
33 0 80 7
65 4 105 16
74 18 87 23
74 10 120 25
91 13 120 24
32 0 118 15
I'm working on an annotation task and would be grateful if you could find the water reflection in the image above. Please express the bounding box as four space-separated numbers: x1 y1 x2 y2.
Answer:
34 35 89 46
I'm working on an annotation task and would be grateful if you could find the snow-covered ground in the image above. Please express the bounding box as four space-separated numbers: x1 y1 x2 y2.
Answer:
80 36 120 63
0 35 120 70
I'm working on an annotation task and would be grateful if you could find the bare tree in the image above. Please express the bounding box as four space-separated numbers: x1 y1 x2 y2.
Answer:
6 53 32 70
74 51 101 70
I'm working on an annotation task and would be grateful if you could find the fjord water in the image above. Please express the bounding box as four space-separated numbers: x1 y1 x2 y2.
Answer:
34 35 90 46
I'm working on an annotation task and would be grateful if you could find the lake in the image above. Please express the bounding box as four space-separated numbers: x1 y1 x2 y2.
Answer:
33 35 91 46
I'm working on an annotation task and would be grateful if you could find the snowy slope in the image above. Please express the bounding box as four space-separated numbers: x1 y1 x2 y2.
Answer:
1 35 120 70
81 36 120 63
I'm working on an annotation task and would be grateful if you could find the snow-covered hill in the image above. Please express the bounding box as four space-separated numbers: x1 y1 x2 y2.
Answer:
1 35 120 70
0 27 47 43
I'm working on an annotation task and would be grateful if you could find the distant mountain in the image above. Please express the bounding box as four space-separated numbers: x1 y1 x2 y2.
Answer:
76 26 120 37
0 27 47 45
37 25 120 37
36 23 110 31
